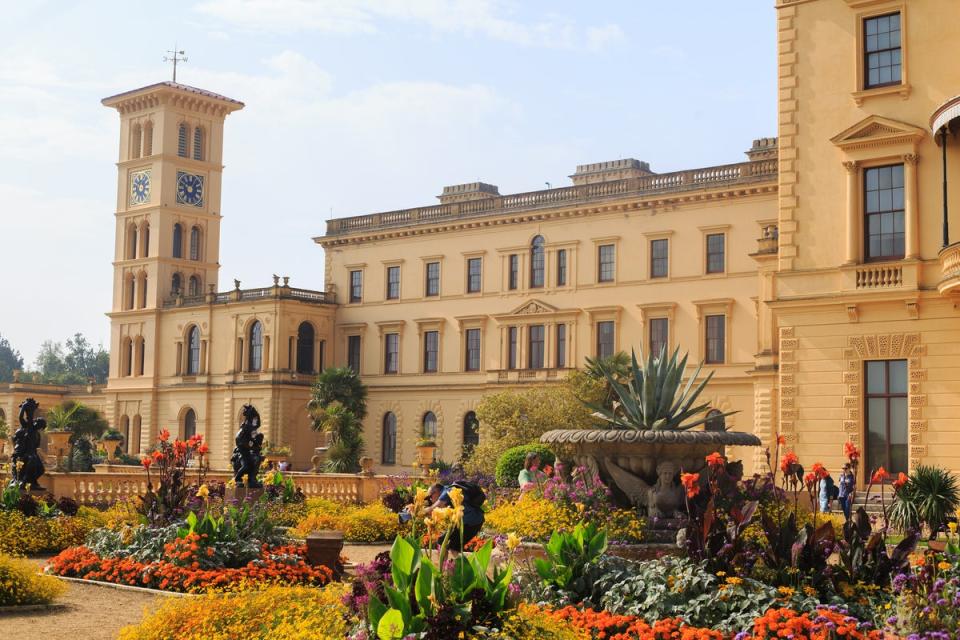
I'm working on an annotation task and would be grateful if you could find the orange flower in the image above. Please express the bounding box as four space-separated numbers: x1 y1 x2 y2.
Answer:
780 451 799 474
804 472 816 487
680 472 700 498
893 472 909 490
159 429 171 442
777 434 787 446
197 443 209 456
811 462 828 480
141 457 152 469
151 450 164 462
844 441 861 461
705 452 725 469
871 466 889 484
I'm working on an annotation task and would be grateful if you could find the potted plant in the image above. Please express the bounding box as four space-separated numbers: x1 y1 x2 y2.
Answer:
416 430 437 469
99 429 125 463
262 440 292 467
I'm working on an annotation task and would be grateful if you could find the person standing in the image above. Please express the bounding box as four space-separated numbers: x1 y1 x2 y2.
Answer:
838 463 856 520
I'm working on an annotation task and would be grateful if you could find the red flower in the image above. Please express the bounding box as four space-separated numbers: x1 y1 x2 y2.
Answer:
871 467 889 484
680 472 700 498
705 452 725 469
151 450 164 462
159 429 171 442
141 457 152 470
780 451 799 474
811 462 828 480
197 443 209 456
804 472 816 487
776 434 787 446
893 472 909 490
844 441 861 461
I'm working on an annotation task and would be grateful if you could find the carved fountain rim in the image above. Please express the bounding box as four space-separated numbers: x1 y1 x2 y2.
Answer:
540 429 762 447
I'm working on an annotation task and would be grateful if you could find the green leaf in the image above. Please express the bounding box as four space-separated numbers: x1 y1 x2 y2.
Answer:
390 536 416 590
414 560 434 615
368 595 388 631
377 609 406 640
451 555 476 595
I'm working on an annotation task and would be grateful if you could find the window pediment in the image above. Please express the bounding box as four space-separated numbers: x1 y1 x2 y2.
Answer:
493 299 579 323
831 116 925 153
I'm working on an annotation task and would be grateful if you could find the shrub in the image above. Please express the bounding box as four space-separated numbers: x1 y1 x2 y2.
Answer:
0 510 97 555
471 603 586 640
118 583 352 640
0 554 67 606
486 492 577 542
495 444 556 488
291 502 401 542
890 465 960 537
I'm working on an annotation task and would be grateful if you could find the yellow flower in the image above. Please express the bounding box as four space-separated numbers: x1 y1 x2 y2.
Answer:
196 484 210 499
804 586 818 597
506 533 521 552
448 487 464 509
726 577 743 586
716 571 727 577
225 478 236 489
950 522 958 534
839 581 855 598
778 586 795 598
938 561 952 571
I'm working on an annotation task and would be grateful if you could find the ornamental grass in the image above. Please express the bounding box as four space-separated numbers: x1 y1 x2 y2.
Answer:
0 554 67 607
117 583 353 640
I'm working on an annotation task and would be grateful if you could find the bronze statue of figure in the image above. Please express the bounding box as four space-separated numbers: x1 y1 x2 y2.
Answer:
10 398 46 490
231 404 263 488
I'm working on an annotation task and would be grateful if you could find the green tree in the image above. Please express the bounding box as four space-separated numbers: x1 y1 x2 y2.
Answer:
0 334 23 382
29 333 109 385
46 401 108 471
308 367 368 473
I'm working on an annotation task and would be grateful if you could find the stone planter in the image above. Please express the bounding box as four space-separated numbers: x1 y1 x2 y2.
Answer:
540 429 762 514
46 430 73 471
100 438 123 462
416 444 436 469
306 530 345 578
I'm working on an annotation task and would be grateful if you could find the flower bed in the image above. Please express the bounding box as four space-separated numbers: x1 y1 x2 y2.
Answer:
0 509 100 555
290 498 403 542
0 553 66 607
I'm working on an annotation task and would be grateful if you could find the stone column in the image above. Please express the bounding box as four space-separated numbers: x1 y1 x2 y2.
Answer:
904 153 920 259
843 161 859 264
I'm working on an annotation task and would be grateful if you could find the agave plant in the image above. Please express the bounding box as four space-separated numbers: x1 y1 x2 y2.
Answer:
890 465 960 539
587 347 734 431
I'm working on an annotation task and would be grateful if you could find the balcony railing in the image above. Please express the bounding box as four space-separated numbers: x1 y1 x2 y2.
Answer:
938 241 960 295
488 368 570 384
324 158 778 237
839 260 917 293
163 286 335 309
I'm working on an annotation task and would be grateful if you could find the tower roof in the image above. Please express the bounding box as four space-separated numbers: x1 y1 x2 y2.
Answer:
101 81 244 114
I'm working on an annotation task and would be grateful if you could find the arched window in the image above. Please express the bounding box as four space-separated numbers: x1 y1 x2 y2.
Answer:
124 275 136 310
188 275 201 297
296 321 315 374
142 122 153 156
135 337 145 376
192 127 204 161
705 409 726 432
119 415 130 446
463 411 480 447
190 226 201 261
141 222 150 258
127 224 138 259
130 415 142 454
171 273 182 296
172 223 184 259
131 124 142 159
530 235 545 288
422 411 437 439
122 338 133 376
187 325 201 375
183 408 197 439
248 321 263 372
177 123 189 157
136 272 147 309
381 412 397 464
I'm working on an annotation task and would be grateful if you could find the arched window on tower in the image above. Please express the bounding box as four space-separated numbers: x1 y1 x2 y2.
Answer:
381 412 397 464
182 408 197 439
171 273 182 296
124 275 136 310
530 235 545 288
127 224 138 259
248 321 263 372
187 325 201 375
188 275 201 297
177 123 189 157
136 337 145 376
136 272 147 309
140 222 150 258
422 411 438 440
131 124 142 159
130 415 142 454
192 127 204 161
296 322 315 374
463 411 480 448
705 409 726 432
142 122 153 156
122 337 133 377
172 223 183 259
190 226 201 261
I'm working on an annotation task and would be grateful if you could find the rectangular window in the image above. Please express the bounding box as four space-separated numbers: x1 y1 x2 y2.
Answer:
556 324 567 368
649 317 669 358
650 239 668 278
865 359 908 475
349 270 363 303
384 333 399 374
706 233 725 274
598 244 615 282
508 254 519 290
507 326 518 370
864 13 902 89
864 164 905 261
705 315 726 364
425 262 440 297
386 266 400 300
465 328 481 371
467 258 482 293
423 331 439 373
528 325 545 369
347 335 361 373
557 249 567 286
596 321 615 359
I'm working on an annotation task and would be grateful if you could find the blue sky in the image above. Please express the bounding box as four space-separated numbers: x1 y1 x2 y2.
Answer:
0 1 776 364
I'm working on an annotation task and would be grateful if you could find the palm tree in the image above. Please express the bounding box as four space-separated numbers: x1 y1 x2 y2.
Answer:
307 366 368 420
307 367 368 472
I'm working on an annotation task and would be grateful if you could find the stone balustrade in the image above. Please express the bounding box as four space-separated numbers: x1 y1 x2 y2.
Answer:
938 241 960 295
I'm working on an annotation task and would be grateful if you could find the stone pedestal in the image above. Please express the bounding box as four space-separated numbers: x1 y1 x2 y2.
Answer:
306 530 344 578
226 486 264 503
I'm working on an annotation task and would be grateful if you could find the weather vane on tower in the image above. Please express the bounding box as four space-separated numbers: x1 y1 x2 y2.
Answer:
164 46 187 82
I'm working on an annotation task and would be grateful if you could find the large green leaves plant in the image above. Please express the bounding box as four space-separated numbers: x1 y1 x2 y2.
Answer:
587 347 733 431
534 521 607 595
890 465 960 538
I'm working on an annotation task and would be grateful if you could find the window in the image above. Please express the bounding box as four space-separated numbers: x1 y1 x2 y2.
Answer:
141 223 150 258
598 244 615 282
425 262 440 297
183 408 197 439
386 266 401 300
557 249 567 286
142 123 153 156
467 257 482 293
349 270 363 303
422 411 437 439
463 411 480 448
381 413 397 464
172 223 183 258
171 273 182 296
528 325 545 369
384 333 399 374
864 164 905 261
248 321 263 372
137 273 148 309
192 127 204 161
187 326 201 375
864 13 902 89
705 409 725 432
865 359 908 475
177 123 189 157
137 338 145 376
596 321 615 359
296 322 315 374
650 239 668 278
123 338 133 377
347 335 362 373
705 315 725 364
530 235 545 288
131 124 142 159
706 233 725 274
508 255 519 290
127 224 138 259
650 317 669 358
556 324 567 368
188 275 201 297
507 327 518 370
465 328 481 371
423 330 439 373
125 276 135 310
189 226 201 261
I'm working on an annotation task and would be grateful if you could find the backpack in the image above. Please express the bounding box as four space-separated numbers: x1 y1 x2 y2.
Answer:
450 481 486 509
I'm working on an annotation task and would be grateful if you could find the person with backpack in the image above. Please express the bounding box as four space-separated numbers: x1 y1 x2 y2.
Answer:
422 481 486 552
820 474 838 512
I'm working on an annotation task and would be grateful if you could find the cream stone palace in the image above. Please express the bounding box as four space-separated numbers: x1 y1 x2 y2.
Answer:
4 0 960 483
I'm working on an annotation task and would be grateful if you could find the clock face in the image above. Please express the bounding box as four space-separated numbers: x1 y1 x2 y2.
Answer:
176 171 205 207
129 170 151 206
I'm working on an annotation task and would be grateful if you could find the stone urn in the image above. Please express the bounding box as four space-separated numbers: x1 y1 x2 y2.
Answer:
100 437 123 462
416 442 436 471
540 429 762 514
359 456 375 476
46 430 73 471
